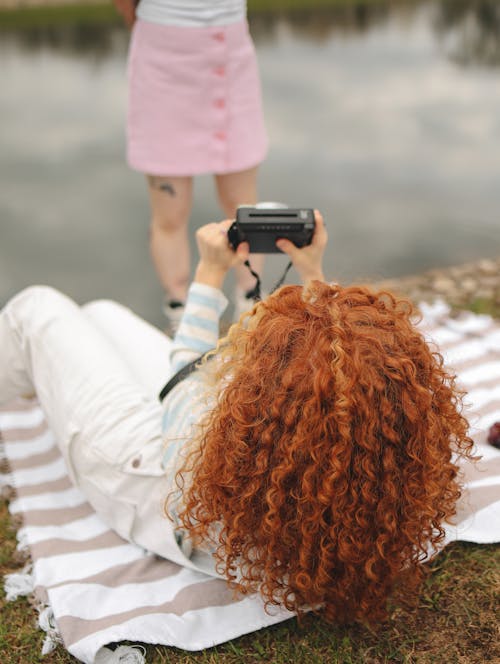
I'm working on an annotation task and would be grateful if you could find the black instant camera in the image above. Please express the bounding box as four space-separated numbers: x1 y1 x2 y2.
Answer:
228 207 315 254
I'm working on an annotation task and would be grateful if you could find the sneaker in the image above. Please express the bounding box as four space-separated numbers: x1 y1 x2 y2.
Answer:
162 298 185 337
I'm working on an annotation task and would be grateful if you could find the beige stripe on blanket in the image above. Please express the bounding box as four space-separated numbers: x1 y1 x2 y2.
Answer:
1 301 499 664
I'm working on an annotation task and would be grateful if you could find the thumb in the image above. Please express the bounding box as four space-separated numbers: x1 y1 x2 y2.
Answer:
235 241 250 262
276 238 299 257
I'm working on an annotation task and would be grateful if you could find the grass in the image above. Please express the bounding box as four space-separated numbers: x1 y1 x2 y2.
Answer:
1 291 500 661
1 489 499 664
1 0 497 656
0 0 419 30
139 540 500 663
0 2 119 29
465 297 500 318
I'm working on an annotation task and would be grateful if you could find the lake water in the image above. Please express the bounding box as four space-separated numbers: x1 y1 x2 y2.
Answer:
1 0 499 326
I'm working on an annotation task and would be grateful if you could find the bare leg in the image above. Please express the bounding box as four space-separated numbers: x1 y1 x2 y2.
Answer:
215 166 264 293
147 175 193 303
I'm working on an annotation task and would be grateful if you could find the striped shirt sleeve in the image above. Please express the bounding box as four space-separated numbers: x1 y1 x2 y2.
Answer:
169 282 228 374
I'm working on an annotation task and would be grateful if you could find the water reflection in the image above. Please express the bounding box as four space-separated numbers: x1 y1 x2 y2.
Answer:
0 0 499 325
433 0 500 66
1 24 128 60
249 3 392 43
3 1 500 68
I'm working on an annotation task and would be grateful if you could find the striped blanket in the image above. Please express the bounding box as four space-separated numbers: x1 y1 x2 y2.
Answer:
1 301 499 664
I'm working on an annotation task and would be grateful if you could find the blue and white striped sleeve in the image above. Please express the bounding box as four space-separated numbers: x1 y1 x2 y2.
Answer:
169 282 228 373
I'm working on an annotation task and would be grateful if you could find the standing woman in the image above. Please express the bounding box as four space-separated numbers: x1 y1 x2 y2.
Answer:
115 0 268 329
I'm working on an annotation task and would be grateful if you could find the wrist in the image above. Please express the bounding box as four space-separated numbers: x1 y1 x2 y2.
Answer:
194 261 227 289
300 269 325 284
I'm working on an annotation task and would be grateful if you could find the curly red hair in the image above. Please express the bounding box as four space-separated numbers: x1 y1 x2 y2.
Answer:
170 282 474 623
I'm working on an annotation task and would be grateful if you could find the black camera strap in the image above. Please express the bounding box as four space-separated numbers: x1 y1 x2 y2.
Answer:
158 351 212 402
271 260 293 292
243 259 293 301
159 260 292 402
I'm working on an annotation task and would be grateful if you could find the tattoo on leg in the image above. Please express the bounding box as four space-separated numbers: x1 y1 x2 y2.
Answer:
148 176 176 197
159 182 176 196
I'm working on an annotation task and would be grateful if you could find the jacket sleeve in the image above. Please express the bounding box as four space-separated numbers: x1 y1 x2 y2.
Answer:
168 282 228 374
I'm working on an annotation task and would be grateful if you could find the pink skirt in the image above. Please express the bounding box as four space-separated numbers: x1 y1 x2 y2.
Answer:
127 19 268 176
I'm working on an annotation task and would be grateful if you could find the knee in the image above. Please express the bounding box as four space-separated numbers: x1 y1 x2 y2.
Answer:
150 204 190 234
216 181 257 218
82 298 118 314
217 190 241 218
4 285 75 332
10 285 68 310
82 299 130 321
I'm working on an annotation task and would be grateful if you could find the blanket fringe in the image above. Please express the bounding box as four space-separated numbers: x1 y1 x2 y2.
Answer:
0 441 16 501
0 433 7 469
0 482 16 500
4 562 33 600
16 529 31 553
2 426 66 661
38 605 64 655
1 461 143 663
95 644 146 663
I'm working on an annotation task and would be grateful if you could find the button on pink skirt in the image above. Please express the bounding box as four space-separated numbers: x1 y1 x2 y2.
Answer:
127 19 268 177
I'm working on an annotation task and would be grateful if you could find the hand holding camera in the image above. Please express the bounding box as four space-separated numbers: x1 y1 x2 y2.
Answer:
228 207 326 284
228 207 316 253
194 219 249 290
193 208 327 291
276 210 327 284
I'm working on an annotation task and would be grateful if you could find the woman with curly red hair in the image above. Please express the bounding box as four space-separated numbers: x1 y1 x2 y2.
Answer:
0 211 473 624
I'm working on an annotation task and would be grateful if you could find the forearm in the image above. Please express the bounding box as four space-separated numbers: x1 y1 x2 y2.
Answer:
193 261 227 290
275 210 327 284
298 267 325 285
169 282 228 373
113 0 137 28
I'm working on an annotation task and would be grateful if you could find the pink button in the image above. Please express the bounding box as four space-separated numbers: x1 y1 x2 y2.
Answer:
214 98 225 109
214 131 226 141
212 32 225 42
213 66 226 76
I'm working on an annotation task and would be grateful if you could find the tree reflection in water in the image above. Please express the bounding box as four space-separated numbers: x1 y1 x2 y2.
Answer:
250 1 500 69
1 23 127 62
432 0 500 67
1 0 499 321
2 1 500 69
